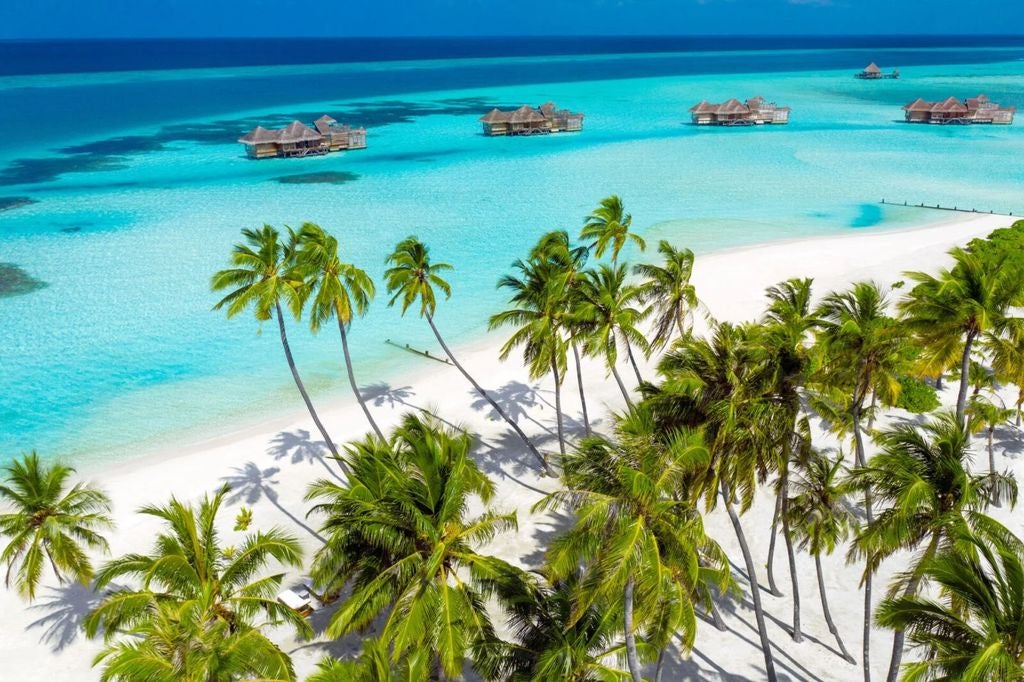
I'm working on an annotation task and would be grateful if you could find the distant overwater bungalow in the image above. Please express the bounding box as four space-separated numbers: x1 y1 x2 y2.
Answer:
688 97 791 126
238 115 367 159
855 62 899 79
479 102 584 136
903 95 1015 125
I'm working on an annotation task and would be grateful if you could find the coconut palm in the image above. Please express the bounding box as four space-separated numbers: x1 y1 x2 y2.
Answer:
876 519 1024 681
536 404 730 682
899 247 1023 424
384 236 549 473
580 195 646 266
815 280 911 680
985 323 1024 427
847 411 1019 682
84 486 309 644
0 452 112 601
967 394 1016 477
787 451 857 663
92 597 296 682
490 255 571 458
296 223 383 440
212 225 340 458
305 413 522 680
633 240 699 350
574 264 650 402
308 638 428 682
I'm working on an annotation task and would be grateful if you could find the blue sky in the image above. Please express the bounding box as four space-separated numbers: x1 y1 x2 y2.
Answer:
2 0 1022 39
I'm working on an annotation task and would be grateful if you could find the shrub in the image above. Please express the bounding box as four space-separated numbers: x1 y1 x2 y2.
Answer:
893 376 941 414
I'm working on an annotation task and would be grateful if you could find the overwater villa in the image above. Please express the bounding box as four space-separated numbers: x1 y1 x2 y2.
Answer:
689 97 791 126
238 115 367 159
479 102 584 136
855 62 899 79
903 95 1015 125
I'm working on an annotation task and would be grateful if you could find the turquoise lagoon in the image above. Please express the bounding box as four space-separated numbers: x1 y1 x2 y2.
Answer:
1 48 1023 467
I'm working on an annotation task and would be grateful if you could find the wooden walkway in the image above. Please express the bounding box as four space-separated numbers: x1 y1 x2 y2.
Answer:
880 199 1017 217
385 339 452 365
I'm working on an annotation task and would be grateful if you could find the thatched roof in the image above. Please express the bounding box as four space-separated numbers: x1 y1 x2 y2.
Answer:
931 96 968 113
238 126 280 145
716 99 750 115
863 62 881 74
480 108 511 123
278 121 323 144
508 105 546 124
903 98 932 112
689 101 716 114
313 115 338 134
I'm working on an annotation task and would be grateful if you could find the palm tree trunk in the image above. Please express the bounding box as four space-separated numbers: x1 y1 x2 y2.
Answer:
935 374 943 391
867 389 877 431
766 494 783 597
425 312 551 474
624 338 644 386
955 332 977 424
816 554 856 664
709 598 728 632
551 357 566 459
611 363 635 408
572 341 591 437
336 318 384 441
852 398 875 682
722 479 778 682
655 649 666 682
624 577 643 682
676 310 687 340
274 302 341 461
779 470 802 642
885 533 941 682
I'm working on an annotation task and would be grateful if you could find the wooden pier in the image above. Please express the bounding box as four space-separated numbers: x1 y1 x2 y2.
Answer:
385 339 452 365
880 199 1016 217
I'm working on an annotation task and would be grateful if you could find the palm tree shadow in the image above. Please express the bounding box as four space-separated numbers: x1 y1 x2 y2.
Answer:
993 423 1024 458
522 509 573 568
360 382 415 409
468 381 554 436
267 429 343 482
473 427 560 481
25 581 107 652
220 463 325 543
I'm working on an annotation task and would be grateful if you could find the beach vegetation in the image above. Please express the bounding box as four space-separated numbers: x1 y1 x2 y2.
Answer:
581 195 646 266
892 375 940 414
633 240 699 351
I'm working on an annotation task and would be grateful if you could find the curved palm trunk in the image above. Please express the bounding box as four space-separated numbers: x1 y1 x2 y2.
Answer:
274 302 341 461
336 318 384 441
611 363 635 409
709 598 728 631
866 389 878 432
885 533 941 682
572 341 592 437
551 357 566 459
816 554 855 663
676 309 687 340
852 400 875 682
722 479 778 682
766 495 783 597
955 331 977 424
779 470 802 642
624 577 643 682
624 338 644 386
425 312 551 474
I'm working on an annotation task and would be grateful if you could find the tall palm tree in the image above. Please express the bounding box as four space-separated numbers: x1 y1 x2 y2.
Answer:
574 264 650 401
384 236 549 473
899 247 1023 424
0 452 112 601
536 405 730 682
985 323 1024 427
876 520 1024 681
633 240 699 350
787 451 857 664
84 486 309 644
815 280 911 681
305 413 522 680
649 321 781 681
308 638 428 682
490 255 570 458
580 195 646 266
296 223 383 440
847 412 1019 682
967 394 1015 478
212 225 340 458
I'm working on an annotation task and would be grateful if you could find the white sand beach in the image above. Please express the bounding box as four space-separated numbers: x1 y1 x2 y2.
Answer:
4 212 1021 681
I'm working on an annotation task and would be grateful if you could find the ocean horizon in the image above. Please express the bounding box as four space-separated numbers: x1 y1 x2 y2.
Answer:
1 35 1023 468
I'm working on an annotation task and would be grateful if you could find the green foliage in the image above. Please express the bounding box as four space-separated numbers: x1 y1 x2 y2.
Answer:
233 506 253 532
966 219 1024 278
892 375 941 414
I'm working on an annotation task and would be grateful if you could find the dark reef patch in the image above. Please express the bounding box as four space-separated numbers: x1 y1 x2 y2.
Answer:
0 196 38 212
59 226 82 234
0 263 47 299
272 171 360 185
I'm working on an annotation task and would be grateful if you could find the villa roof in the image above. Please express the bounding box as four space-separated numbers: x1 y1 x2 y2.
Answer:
313 115 338 134
277 120 323 144
508 105 546 124
746 96 765 106
965 94 990 109
238 126 280 144
716 98 750 115
903 98 932 112
689 100 717 114
479 108 511 123
931 96 968 113
539 102 557 116
863 62 881 74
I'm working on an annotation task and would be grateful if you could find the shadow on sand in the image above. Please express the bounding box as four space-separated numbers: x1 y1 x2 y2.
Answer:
25 581 105 652
221 462 325 543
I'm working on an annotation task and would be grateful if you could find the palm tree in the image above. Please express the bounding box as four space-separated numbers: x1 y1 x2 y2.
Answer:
574 264 650 401
815 280 911 680
787 451 857 664
899 247 1023 424
212 225 340 458
305 413 522 680
648 321 780 681
296 223 383 440
384 236 549 473
490 255 570 458
985 323 1024 427
536 404 730 682
0 452 112 601
633 240 699 350
876 519 1024 681
847 412 1019 682
84 486 309 645
308 638 428 682
580 195 646 266
93 598 296 682
967 394 1015 478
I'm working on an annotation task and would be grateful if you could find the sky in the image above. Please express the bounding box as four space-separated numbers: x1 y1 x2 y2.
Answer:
1 0 1022 39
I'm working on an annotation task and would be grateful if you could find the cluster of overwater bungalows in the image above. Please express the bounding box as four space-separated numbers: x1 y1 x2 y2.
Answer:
478 102 585 136
238 116 367 159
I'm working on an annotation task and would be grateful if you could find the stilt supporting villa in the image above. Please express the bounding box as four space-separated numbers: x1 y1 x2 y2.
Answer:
689 97 791 126
239 116 367 159
480 102 584 136
855 62 899 79
903 95 1015 125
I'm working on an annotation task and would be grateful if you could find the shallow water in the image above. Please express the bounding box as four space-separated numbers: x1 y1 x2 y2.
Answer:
1 45 1022 467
